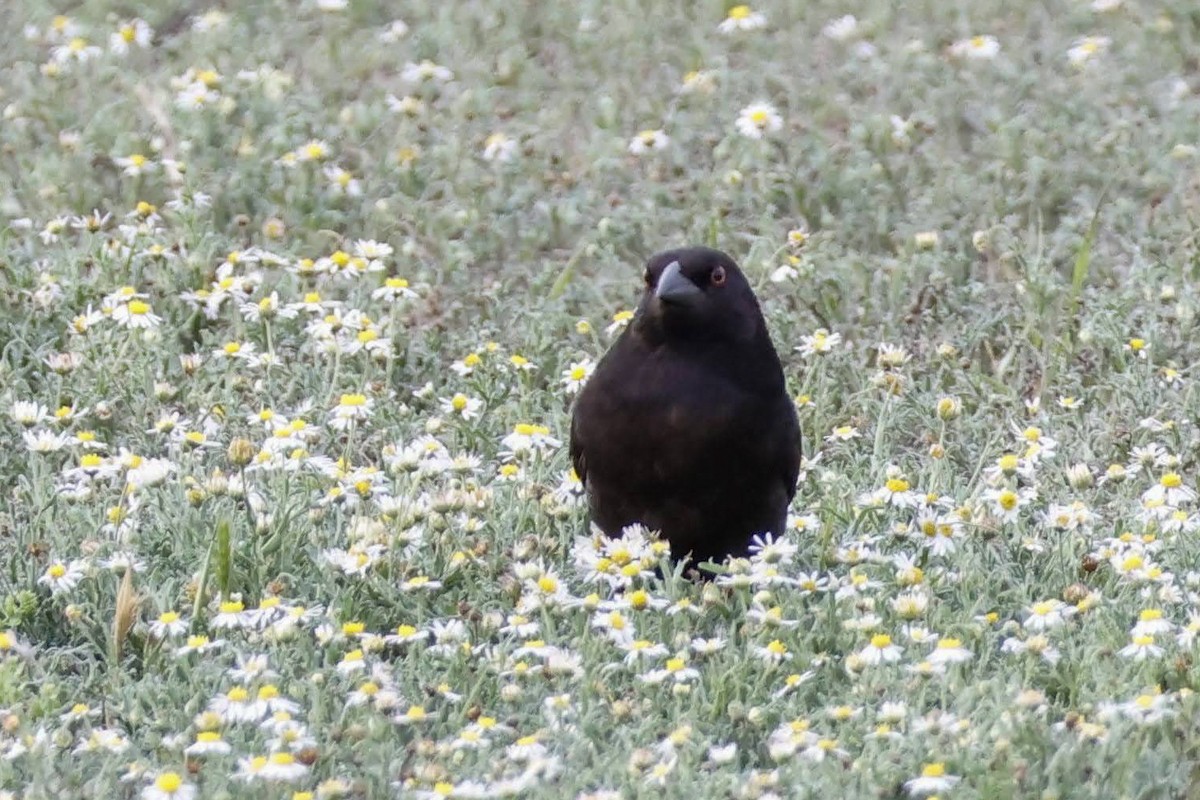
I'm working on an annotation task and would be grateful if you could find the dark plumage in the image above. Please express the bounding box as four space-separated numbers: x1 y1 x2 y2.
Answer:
570 247 801 568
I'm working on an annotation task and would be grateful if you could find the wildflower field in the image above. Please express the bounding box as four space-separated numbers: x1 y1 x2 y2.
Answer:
4 0 1200 797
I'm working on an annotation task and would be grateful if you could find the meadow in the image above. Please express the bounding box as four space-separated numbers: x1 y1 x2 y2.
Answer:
2 0 1200 797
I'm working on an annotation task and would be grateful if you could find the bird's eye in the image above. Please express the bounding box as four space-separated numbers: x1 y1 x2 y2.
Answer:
643 270 653 287
711 266 727 286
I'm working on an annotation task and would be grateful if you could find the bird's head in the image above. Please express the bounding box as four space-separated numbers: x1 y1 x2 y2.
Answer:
636 247 764 343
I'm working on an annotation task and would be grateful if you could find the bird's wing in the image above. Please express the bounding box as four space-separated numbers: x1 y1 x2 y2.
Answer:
568 408 588 487
763 392 802 502
569 331 637 490
779 413 802 501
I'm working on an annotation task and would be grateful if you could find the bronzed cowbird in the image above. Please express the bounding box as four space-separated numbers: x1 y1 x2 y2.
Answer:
570 247 801 568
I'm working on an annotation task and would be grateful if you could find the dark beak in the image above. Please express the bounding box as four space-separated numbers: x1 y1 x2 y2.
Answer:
655 260 703 306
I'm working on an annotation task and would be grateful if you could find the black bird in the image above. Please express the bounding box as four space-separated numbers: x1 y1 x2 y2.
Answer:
570 247 801 568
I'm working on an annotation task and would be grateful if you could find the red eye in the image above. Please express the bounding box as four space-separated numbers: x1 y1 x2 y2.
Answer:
711 266 726 286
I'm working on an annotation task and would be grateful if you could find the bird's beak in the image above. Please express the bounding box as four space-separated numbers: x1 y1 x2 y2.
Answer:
655 261 703 306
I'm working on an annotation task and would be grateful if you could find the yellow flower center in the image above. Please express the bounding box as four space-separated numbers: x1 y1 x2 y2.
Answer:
728 5 751 19
155 773 183 792
870 634 892 649
48 564 66 578
922 763 946 778
766 639 787 655
885 478 910 493
339 394 367 407
1161 473 1182 489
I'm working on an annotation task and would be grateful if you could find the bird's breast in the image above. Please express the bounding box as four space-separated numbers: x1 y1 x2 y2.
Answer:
602 374 772 481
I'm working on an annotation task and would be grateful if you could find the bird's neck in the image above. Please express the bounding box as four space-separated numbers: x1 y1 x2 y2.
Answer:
639 329 785 396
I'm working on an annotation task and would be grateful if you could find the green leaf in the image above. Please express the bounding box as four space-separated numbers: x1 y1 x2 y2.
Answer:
215 517 232 600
